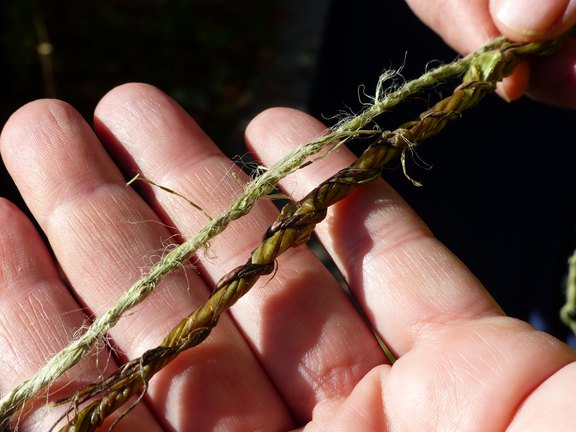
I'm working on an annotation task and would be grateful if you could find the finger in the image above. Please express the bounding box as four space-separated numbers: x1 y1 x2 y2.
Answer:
490 0 576 41
0 199 159 431
507 362 576 431
94 83 389 422
406 0 497 55
0 99 186 355
407 0 576 52
490 0 576 105
495 60 530 101
247 109 576 431
1 99 290 430
405 0 576 103
405 0 529 101
91 84 297 429
381 316 575 430
245 108 504 356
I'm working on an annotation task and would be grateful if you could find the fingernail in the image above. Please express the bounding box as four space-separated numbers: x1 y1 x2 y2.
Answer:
494 0 572 38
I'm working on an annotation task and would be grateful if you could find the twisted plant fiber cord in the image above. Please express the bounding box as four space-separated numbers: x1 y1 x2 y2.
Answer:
0 33 540 432
561 251 576 333
0 33 513 432
45 33 576 431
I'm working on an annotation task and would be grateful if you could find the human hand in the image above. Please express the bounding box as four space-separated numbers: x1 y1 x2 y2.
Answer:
1 84 575 430
405 0 576 108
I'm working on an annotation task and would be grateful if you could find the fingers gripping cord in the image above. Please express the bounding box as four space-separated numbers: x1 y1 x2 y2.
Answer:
1 27 574 431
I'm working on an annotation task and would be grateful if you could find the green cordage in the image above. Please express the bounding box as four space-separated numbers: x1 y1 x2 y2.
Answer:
1 26 574 431
561 252 576 334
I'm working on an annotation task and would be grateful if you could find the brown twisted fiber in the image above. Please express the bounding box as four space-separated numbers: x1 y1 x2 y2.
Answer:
55 34 572 431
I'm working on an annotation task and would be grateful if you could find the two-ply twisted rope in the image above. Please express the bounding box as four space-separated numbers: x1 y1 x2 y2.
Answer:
0 33 512 432
51 32 576 430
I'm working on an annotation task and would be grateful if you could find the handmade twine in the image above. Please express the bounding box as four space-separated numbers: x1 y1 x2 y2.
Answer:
49 33 574 431
0 32 482 429
0 41 478 432
561 251 576 334
1 29 574 431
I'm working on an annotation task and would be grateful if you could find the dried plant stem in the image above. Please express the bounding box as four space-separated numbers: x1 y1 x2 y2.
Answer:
1 28 573 431
51 31 576 431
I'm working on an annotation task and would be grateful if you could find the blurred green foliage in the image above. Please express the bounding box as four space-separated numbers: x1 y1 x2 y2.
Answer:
1 0 281 153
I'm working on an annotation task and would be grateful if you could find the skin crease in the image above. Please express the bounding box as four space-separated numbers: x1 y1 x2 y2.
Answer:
0 2 575 431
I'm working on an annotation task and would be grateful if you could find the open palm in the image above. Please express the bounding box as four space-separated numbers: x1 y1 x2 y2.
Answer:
1 84 575 431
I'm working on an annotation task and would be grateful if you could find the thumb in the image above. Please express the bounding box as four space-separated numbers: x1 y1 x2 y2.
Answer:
490 0 576 40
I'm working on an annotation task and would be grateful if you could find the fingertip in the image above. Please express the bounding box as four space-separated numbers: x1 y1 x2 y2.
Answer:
245 107 330 165
245 107 326 146
94 82 168 152
496 59 531 102
1 99 76 144
94 82 218 181
491 0 576 41
405 0 500 55
95 82 164 113
0 98 87 177
94 81 205 138
245 107 363 202
94 82 177 132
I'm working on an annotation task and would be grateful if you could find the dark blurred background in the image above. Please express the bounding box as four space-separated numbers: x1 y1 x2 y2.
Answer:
0 0 329 234
0 0 326 156
1 0 576 343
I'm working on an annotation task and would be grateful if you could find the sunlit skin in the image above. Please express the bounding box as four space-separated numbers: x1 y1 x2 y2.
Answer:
1 1 576 430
